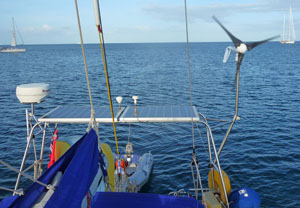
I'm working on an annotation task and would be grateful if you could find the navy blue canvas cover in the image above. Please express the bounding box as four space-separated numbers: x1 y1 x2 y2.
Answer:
228 187 261 208
0 129 99 208
92 192 204 208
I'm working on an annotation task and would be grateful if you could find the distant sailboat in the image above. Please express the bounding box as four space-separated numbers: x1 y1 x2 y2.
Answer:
281 6 296 44
0 18 26 53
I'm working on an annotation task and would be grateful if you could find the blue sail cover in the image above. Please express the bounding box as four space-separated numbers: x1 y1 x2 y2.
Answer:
0 129 99 208
92 192 204 208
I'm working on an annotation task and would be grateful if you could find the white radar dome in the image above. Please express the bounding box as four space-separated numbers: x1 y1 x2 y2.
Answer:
16 83 50 104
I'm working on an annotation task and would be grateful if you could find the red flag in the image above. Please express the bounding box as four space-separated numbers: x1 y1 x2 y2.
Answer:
48 128 58 168
97 25 102 33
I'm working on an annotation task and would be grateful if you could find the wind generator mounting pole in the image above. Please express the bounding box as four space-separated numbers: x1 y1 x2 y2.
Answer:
212 16 279 161
217 53 243 160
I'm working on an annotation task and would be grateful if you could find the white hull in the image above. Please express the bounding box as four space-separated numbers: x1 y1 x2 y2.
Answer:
280 40 295 44
0 48 26 53
128 152 153 192
115 152 153 192
1 18 26 53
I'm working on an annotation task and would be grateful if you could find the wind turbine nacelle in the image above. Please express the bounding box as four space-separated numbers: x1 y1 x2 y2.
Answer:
236 44 248 54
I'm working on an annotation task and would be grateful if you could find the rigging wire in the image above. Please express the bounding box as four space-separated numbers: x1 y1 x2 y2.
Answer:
184 1 206 205
93 0 120 155
184 0 195 153
196 124 209 158
14 21 25 45
74 0 99 139
0 186 16 194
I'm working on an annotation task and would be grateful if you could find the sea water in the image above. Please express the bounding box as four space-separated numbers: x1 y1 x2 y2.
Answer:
0 43 299 207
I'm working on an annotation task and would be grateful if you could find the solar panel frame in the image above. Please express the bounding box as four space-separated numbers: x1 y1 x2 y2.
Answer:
119 106 199 123
38 105 199 123
38 106 125 123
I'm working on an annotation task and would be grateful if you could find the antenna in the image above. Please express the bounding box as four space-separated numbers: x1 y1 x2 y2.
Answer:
212 16 279 159
132 96 138 115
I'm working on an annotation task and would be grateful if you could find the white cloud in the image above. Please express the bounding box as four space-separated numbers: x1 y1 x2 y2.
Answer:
20 24 77 44
25 25 53 32
142 0 300 23
24 24 71 33
42 24 52 31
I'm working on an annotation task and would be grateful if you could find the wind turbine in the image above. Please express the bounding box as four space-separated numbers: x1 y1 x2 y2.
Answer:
212 16 279 159
213 16 279 64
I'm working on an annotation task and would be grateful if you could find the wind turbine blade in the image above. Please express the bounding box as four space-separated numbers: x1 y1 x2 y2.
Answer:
212 16 243 47
246 35 280 51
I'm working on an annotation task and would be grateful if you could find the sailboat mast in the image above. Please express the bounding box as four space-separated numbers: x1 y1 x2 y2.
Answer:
282 15 286 41
11 17 17 47
288 7 291 41
281 6 295 44
289 6 296 41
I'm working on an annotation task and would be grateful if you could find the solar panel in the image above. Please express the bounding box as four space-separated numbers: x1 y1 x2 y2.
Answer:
38 106 124 123
38 105 199 123
119 106 199 122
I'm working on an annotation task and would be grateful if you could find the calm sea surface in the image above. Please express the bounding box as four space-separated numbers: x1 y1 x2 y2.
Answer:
0 43 299 207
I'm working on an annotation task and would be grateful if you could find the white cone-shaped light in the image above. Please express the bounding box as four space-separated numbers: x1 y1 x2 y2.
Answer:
116 96 123 104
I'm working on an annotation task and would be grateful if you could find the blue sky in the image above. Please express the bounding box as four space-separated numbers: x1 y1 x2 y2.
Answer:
0 0 300 44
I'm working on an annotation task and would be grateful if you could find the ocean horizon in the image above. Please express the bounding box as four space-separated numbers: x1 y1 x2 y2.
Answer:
0 42 299 207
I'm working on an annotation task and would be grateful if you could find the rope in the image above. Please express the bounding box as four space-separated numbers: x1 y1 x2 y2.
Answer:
184 0 195 152
128 124 131 143
74 0 99 139
194 158 206 207
196 124 209 158
0 159 54 191
190 161 198 197
94 0 120 155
